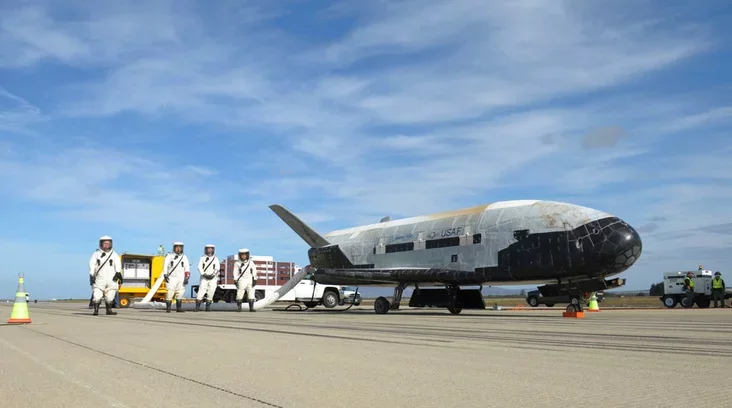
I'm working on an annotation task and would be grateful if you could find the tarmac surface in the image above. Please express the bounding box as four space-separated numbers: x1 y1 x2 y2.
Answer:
2 302 732 408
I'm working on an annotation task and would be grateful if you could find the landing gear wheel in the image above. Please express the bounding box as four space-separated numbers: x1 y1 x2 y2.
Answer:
119 297 131 308
448 306 462 315
566 304 581 313
374 296 390 314
663 296 677 308
527 296 539 307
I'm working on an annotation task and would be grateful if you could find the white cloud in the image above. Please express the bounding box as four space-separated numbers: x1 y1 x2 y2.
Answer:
0 88 44 132
0 0 728 296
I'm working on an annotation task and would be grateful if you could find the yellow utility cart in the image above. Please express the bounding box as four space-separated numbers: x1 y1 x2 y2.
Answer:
117 253 167 307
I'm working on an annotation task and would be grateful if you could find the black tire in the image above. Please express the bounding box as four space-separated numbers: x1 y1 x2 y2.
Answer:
322 290 339 308
662 296 677 308
695 296 710 309
527 296 539 307
566 304 580 313
119 297 131 308
374 296 390 314
255 290 264 302
545 303 555 307
448 306 462 315
680 296 694 308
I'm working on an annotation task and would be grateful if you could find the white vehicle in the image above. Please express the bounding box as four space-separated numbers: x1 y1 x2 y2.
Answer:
191 271 345 308
660 269 731 308
341 286 362 306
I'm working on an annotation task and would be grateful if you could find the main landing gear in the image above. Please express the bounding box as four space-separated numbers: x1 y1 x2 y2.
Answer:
374 283 407 314
374 283 468 315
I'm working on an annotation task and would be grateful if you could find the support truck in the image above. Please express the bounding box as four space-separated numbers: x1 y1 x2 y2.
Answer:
190 271 349 308
660 269 732 308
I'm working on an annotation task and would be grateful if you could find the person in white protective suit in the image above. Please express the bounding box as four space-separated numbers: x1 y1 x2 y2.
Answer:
88 235 123 316
233 248 258 312
163 242 190 313
195 244 220 312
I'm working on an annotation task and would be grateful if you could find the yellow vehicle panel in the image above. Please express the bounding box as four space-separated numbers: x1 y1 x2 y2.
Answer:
117 253 167 307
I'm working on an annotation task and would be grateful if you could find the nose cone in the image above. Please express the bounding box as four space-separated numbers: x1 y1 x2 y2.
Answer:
573 216 643 277
606 221 643 273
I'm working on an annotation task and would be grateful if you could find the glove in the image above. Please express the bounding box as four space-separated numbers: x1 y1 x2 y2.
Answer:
184 277 189 285
89 276 95 285
184 272 190 285
252 278 256 287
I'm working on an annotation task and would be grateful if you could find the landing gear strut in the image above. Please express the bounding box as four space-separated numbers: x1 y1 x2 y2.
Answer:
374 283 408 314
446 284 462 315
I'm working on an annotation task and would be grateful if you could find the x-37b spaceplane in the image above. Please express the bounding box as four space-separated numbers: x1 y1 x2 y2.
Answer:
269 200 642 315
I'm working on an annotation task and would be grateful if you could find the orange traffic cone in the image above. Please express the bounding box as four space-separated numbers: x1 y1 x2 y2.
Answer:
8 274 32 324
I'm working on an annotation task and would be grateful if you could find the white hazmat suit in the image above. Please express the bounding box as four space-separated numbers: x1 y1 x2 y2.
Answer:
233 248 258 312
195 244 220 312
163 242 190 313
88 235 122 316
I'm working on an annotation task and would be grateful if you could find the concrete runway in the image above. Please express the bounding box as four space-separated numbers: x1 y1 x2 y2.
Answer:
2 302 732 408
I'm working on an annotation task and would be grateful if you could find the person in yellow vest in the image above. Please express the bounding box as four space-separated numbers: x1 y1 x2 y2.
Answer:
683 271 695 307
712 271 726 308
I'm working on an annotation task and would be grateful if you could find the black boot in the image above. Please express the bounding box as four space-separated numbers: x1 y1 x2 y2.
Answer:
236 301 242 312
195 300 201 312
205 302 211 312
92 302 100 316
176 299 185 312
105 302 117 315
166 301 172 313
248 300 255 312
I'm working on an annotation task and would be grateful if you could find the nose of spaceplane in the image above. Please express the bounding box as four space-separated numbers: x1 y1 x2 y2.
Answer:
605 220 643 274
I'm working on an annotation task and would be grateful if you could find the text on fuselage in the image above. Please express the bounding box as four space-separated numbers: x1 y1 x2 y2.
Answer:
440 227 464 237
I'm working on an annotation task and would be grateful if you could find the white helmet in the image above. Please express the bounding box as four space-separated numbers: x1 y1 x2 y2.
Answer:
204 244 215 255
238 248 250 260
99 235 113 250
173 242 184 253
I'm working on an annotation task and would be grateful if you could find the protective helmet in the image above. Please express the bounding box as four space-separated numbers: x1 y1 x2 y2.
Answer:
99 235 113 250
173 242 184 253
715 271 721 276
204 244 215 255
238 248 250 260
687 271 694 277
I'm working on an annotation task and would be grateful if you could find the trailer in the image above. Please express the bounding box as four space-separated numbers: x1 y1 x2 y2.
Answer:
190 270 347 308
660 269 732 308
117 253 168 308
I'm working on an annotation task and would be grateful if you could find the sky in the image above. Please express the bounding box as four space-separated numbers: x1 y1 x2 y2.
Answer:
1 0 731 300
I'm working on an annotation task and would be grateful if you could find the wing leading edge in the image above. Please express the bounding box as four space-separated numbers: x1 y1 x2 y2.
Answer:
268 204 330 248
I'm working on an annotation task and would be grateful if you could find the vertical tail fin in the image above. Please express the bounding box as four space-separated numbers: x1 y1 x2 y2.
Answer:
268 204 330 248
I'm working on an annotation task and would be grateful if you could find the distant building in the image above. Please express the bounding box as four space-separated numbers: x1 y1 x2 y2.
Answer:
219 254 300 286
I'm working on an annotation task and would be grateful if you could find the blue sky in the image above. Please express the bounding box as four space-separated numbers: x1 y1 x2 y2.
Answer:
1 0 731 300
